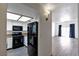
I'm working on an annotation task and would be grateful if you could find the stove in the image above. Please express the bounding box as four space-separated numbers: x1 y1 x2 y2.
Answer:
12 26 24 49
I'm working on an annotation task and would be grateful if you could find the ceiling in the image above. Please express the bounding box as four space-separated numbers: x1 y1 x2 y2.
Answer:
24 3 58 10
23 3 59 17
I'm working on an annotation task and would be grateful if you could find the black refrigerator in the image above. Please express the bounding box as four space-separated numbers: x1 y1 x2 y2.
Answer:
27 22 38 56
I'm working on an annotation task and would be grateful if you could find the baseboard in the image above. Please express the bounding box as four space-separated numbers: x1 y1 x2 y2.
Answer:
50 54 53 56
24 45 28 48
7 48 13 50
7 45 27 50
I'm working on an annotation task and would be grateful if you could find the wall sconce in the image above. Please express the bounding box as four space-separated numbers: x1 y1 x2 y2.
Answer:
46 17 48 21
44 10 50 21
43 4 55 21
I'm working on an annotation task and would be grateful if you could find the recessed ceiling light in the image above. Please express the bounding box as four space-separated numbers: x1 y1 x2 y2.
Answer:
19 16 32 22
7 12 21 20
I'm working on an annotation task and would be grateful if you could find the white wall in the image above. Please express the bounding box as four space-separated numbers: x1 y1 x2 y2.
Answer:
52 22 55 37
52 4 78 38
38 12 52 56
7 20 27 31
78 4 79 55
0 4 7 56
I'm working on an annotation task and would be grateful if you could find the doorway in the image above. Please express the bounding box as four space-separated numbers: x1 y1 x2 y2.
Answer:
58 25 62 36
69 24 75 38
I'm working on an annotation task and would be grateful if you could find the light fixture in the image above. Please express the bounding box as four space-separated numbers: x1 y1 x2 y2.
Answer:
7 12 21 20
44 4 55 11
19 16 32 22
43 4 56 18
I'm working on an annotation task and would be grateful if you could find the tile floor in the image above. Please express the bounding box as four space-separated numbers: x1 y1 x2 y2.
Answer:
7 46 28 56
52 37 78 56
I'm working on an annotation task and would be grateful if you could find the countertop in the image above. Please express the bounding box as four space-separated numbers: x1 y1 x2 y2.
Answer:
7 31 27 38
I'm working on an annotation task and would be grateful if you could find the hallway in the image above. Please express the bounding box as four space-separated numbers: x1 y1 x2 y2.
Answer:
52 37 78 56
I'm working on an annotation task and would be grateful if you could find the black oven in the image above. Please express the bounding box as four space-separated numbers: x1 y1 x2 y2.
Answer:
12 26 24 49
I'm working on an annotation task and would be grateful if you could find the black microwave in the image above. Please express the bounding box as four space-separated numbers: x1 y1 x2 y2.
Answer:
13 26 23 31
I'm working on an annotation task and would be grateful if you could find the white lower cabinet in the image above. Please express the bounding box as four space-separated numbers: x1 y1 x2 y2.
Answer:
7 38 12 49
24 36 27 46
6 36 27 49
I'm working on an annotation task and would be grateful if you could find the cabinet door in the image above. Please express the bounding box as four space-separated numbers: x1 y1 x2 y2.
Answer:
7 38 12 49
24 36 27 46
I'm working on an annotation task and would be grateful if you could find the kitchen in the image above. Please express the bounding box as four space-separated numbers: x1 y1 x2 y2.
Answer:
6 3 39 56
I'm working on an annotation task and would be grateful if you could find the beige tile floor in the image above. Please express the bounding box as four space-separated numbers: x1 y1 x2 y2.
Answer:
52 37 78 56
